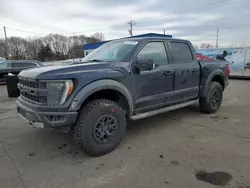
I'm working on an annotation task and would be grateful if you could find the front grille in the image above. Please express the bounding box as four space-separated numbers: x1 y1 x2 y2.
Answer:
20 91 47 103
19 78 46 89
18 77 47 104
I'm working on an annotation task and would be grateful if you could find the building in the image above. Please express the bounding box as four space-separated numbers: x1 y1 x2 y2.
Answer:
83 33 172 56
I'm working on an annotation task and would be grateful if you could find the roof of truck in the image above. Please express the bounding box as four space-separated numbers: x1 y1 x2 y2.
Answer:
84 36 191 51
113 37 189 42
84 33 173 50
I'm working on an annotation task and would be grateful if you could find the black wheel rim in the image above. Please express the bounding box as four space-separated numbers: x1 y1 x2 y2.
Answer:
211 90 222 109
93 114 118 144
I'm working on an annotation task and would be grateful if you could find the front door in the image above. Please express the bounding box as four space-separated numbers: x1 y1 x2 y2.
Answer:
243 48 250 77
131 41 175 113
168 41 200 103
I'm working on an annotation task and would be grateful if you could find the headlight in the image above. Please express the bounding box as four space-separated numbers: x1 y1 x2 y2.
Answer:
47 80 74 105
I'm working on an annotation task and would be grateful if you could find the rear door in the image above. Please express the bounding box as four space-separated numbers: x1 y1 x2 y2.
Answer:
168 41 200 103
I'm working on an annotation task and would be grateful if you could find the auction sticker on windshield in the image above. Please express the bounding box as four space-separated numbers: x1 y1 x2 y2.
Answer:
124 41 138 45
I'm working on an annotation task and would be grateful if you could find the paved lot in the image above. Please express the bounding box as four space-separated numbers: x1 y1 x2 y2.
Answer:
0 80 250 188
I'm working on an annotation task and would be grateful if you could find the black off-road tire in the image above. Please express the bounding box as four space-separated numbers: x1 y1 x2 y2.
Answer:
72 99 126 156
199 81 223 114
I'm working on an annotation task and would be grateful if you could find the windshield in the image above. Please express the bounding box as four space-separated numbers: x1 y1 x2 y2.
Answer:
83 40 139 62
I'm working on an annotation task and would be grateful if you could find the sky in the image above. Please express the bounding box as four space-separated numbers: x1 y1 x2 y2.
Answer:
1 0 250 47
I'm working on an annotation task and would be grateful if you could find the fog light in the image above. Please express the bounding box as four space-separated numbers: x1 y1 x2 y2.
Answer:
47 116 64 122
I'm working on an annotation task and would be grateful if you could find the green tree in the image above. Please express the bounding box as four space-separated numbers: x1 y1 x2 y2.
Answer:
38 44 53 61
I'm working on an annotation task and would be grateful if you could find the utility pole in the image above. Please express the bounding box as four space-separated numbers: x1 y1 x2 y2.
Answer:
3 26 9 60
216 28 219 48
72 31 75 60
163 29 166 35
67 36 70 59
128 20 135 37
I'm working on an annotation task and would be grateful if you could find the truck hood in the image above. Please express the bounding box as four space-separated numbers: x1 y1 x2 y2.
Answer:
18 62 114 80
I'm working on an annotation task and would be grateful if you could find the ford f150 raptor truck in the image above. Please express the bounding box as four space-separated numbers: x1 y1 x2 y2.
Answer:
17 37 229 156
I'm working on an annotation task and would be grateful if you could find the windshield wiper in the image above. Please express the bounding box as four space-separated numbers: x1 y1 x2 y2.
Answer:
85 59 104 62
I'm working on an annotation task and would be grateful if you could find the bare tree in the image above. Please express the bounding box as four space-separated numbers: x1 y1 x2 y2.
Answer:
91 32 105 41
0 39 5 58
85 32 104 43
67 35 88 58
200 43 214 49
44 34 68 56
68 35 87 48
26 38 43 59
0 32 104 60
78 35 87 45
8 37 29 60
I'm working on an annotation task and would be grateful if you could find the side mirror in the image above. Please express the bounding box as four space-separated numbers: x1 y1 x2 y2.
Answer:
133 59 154 72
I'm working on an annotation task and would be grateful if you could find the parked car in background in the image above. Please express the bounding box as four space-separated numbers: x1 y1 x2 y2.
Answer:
0 57 6 62
196 47 250 78
0 60 43 84
59 59 83 66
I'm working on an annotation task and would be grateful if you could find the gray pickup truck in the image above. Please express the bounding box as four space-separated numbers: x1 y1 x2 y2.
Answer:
17 37 229 156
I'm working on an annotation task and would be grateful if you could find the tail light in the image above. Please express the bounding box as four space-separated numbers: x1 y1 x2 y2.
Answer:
226 64 230 76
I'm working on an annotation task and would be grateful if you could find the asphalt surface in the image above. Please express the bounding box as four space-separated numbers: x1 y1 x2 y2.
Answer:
0 80 250 188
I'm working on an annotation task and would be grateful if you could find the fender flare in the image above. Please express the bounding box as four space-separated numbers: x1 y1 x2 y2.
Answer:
69 79 133 115
201 69 225 97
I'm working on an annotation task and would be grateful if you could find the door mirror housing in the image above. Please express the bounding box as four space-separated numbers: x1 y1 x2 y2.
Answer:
133 59 154 72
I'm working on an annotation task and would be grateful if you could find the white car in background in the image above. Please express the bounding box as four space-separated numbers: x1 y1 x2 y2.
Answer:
0 57 6 62
196 47 250 78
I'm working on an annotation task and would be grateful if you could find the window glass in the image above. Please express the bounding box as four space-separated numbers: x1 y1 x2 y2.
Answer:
0 61 9 69
137 42 168 65
25 63 37 67
170 42 193 61
12 62 37 68
83 40 138 62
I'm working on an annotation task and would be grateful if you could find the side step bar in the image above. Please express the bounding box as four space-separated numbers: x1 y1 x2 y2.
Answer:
130 100 197 120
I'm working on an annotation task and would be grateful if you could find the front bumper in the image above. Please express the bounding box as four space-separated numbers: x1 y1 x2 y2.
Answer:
16 98 78 133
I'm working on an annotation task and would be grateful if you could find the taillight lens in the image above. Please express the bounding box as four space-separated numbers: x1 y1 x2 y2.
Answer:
226 64 230 76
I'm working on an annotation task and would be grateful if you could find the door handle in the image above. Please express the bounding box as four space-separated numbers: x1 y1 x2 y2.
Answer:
163 71 174 76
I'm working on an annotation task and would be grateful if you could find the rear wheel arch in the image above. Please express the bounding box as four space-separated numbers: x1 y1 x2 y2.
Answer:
211 75 225 89
199 81 223 114
201 69 225 97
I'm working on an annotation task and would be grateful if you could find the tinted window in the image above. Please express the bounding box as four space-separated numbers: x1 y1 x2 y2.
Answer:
12 62 37 68
0 61 10 69
137 42 168 65
170 42 193 61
